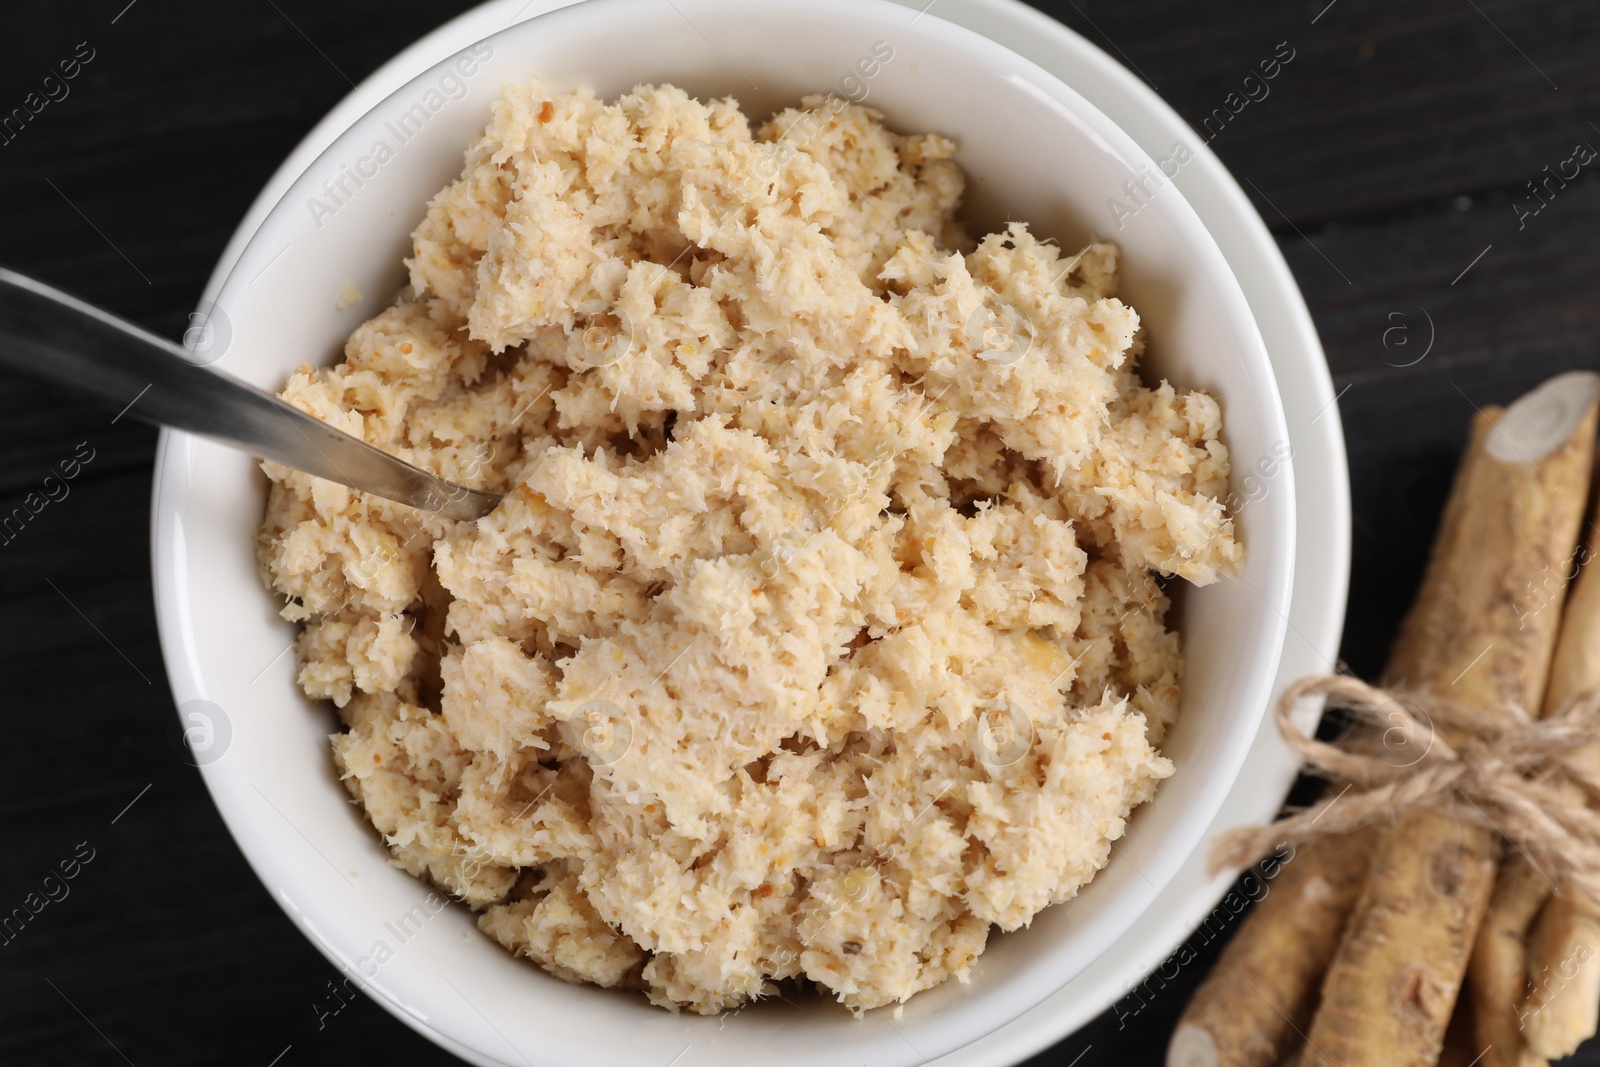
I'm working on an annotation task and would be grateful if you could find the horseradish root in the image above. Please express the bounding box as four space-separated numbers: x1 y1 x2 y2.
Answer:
1524 887 1600 1059
1166 830 1377 1067
1463 378 1600 1065
1468 857 1552 1067
1297 372 1599 1067
1517 439 1600 1060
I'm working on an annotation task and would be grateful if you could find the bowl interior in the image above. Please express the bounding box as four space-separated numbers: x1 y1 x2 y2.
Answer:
152 1 1293 1064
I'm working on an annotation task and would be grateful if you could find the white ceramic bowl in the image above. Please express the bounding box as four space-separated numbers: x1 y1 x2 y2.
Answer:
151 1 1295 1064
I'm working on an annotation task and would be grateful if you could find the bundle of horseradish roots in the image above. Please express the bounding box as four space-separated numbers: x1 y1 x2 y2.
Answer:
1170 370 1600 1067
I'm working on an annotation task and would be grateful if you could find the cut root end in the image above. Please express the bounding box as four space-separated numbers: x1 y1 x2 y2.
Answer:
1167 1024 1220 1067
1487 371 1600 463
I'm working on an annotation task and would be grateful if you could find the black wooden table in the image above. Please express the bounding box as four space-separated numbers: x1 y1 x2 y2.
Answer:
2 1 1596 1064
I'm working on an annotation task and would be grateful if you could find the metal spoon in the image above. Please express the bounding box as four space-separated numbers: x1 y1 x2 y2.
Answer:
0 269 501 522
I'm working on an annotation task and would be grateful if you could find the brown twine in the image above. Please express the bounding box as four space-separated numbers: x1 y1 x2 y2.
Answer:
1210 675 1600 902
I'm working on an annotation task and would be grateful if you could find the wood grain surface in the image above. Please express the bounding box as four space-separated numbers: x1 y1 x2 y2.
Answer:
1 2 1596 1064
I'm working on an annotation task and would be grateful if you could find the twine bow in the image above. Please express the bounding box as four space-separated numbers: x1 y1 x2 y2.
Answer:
1210 675 1600 901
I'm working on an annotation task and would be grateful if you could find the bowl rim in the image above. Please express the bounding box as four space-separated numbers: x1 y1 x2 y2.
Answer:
150 0 1296 1063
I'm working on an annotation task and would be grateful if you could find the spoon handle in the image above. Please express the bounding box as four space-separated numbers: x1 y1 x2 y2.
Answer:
0 269 500 522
